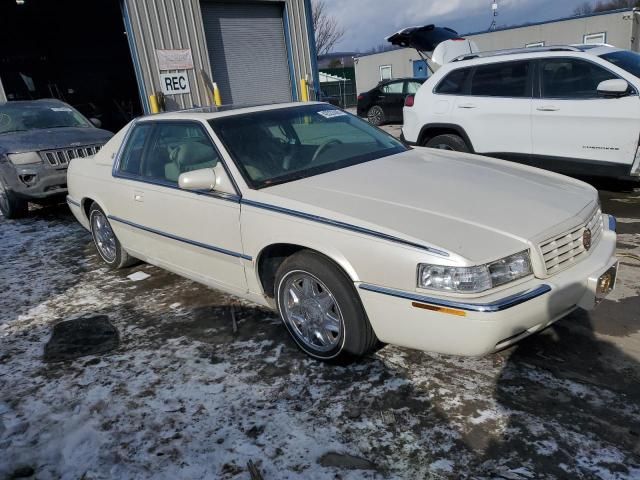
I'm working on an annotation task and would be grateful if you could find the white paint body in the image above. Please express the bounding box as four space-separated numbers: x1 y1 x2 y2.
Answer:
67 103 618 356
403 47 640 175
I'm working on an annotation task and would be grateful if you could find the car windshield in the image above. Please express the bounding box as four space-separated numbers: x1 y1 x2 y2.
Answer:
0 103 91 135
600 50 640 78
210 104 407 189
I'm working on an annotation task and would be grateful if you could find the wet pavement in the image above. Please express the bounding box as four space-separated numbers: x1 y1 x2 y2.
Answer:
0 177 639 479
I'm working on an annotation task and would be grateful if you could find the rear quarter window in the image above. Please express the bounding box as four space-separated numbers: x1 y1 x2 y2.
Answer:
470 60 530 98
434 67 472 95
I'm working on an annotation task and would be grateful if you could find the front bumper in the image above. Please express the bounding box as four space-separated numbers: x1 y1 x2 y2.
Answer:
357 217 618 356
0 161 67 200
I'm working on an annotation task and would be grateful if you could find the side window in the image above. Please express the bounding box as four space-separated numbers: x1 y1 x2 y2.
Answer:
141 123 220 184
470 61 531 97
381 82 403 94
540 59 617 99
434 68 471 95
405 81 423 94
118 123 153 175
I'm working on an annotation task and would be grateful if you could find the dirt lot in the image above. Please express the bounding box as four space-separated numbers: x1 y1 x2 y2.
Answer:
1 162 639 478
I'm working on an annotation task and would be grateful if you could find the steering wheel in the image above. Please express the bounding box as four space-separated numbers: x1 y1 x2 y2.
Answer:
311 139 343 164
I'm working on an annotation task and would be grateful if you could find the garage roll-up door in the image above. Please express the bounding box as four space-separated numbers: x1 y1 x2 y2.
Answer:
201 2 293 106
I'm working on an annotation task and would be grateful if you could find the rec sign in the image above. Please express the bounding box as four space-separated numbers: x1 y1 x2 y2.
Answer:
160 72 191 95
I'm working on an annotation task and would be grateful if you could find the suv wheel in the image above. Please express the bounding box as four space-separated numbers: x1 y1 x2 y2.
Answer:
89 203 137 269
0 179 28 219
367 105 385 126
275 250 379 361
424 134 469 153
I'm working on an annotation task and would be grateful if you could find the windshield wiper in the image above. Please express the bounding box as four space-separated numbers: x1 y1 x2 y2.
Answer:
0 129 28 135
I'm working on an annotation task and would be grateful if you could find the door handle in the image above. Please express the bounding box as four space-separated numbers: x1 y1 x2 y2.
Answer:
458 103 477 109
134 191 144 202
537 106 560 111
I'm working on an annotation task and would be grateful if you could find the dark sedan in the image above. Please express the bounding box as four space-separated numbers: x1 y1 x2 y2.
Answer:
0 99 113 218
357 78 425 126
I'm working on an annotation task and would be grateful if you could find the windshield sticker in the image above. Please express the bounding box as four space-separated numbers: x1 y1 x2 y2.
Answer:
318 110 347 119
51 107 73 112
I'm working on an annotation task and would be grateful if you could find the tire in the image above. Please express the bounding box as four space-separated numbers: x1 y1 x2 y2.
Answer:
275 250 378 361
424 134 470 153
367 105 385 126
0 179 28 219
89 203 137 269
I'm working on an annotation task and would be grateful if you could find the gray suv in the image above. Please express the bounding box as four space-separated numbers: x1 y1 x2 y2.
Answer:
0 99 113 218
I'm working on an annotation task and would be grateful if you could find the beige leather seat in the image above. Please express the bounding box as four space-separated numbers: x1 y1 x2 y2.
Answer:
165 141 217 183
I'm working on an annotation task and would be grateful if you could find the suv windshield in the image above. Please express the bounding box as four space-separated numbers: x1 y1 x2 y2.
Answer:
600 50 640 78
210 104 406 189
0 102 91 135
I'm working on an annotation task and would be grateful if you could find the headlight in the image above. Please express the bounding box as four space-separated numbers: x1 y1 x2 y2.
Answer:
418 251 532 294
8 152 42 165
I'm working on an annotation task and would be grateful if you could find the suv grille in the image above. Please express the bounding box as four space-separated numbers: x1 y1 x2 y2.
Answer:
539 209 603 276
40 145 103 167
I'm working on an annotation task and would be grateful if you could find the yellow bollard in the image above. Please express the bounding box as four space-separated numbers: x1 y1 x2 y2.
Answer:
300 78 309 102
148 94 160 114
212 83 222 107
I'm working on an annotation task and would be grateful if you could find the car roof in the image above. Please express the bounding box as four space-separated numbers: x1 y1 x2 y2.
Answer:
136 101 328 122
448 44 622 66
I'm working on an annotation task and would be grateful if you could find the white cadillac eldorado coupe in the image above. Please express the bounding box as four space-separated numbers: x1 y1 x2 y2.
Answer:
67 102 618 361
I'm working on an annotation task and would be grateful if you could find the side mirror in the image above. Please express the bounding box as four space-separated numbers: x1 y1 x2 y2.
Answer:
597 79 630 97
178 168 217 191
89 117 102 128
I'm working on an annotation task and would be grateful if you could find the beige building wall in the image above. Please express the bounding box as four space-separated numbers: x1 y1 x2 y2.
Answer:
354 49 424 94
466 9 637 51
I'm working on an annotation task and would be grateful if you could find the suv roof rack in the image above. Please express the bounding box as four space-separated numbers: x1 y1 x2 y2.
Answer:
451 45 584 62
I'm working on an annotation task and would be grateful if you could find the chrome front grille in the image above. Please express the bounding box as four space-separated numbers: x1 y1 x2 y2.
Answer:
40 144 103 167
539 209 603 276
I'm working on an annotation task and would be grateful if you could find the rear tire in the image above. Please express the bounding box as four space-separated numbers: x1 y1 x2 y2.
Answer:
89 203 137 269
275 250 378 361
0 180 28 219
367 105 385 126
424 134 470 152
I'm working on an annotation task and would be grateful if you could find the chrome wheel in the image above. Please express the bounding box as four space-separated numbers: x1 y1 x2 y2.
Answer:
367 106 384 126
91 210 117 262
281 271 343 353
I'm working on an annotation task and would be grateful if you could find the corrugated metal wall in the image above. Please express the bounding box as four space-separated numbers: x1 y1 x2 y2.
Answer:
122 0 317 112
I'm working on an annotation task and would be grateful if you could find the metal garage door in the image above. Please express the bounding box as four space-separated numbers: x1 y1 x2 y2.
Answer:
201 2 293 106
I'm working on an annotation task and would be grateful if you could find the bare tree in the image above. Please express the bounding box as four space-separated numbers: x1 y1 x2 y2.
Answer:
593 0 640 11
573 1 594 15
312 0 345 55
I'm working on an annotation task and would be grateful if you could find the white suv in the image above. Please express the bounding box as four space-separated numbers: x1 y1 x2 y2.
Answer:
402 45 640 180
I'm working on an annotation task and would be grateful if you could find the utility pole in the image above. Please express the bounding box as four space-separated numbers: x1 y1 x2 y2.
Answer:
489 1 498 31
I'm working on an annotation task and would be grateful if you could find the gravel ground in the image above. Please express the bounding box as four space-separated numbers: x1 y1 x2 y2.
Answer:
1 154 639 479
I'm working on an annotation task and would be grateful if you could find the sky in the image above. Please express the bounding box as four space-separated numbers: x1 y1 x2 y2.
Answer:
324 0 600 52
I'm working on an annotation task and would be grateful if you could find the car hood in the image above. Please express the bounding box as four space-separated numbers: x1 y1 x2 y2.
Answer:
0 127 113 155
256 148 598 263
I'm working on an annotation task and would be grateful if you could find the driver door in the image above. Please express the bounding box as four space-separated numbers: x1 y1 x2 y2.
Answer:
110 120 247 294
